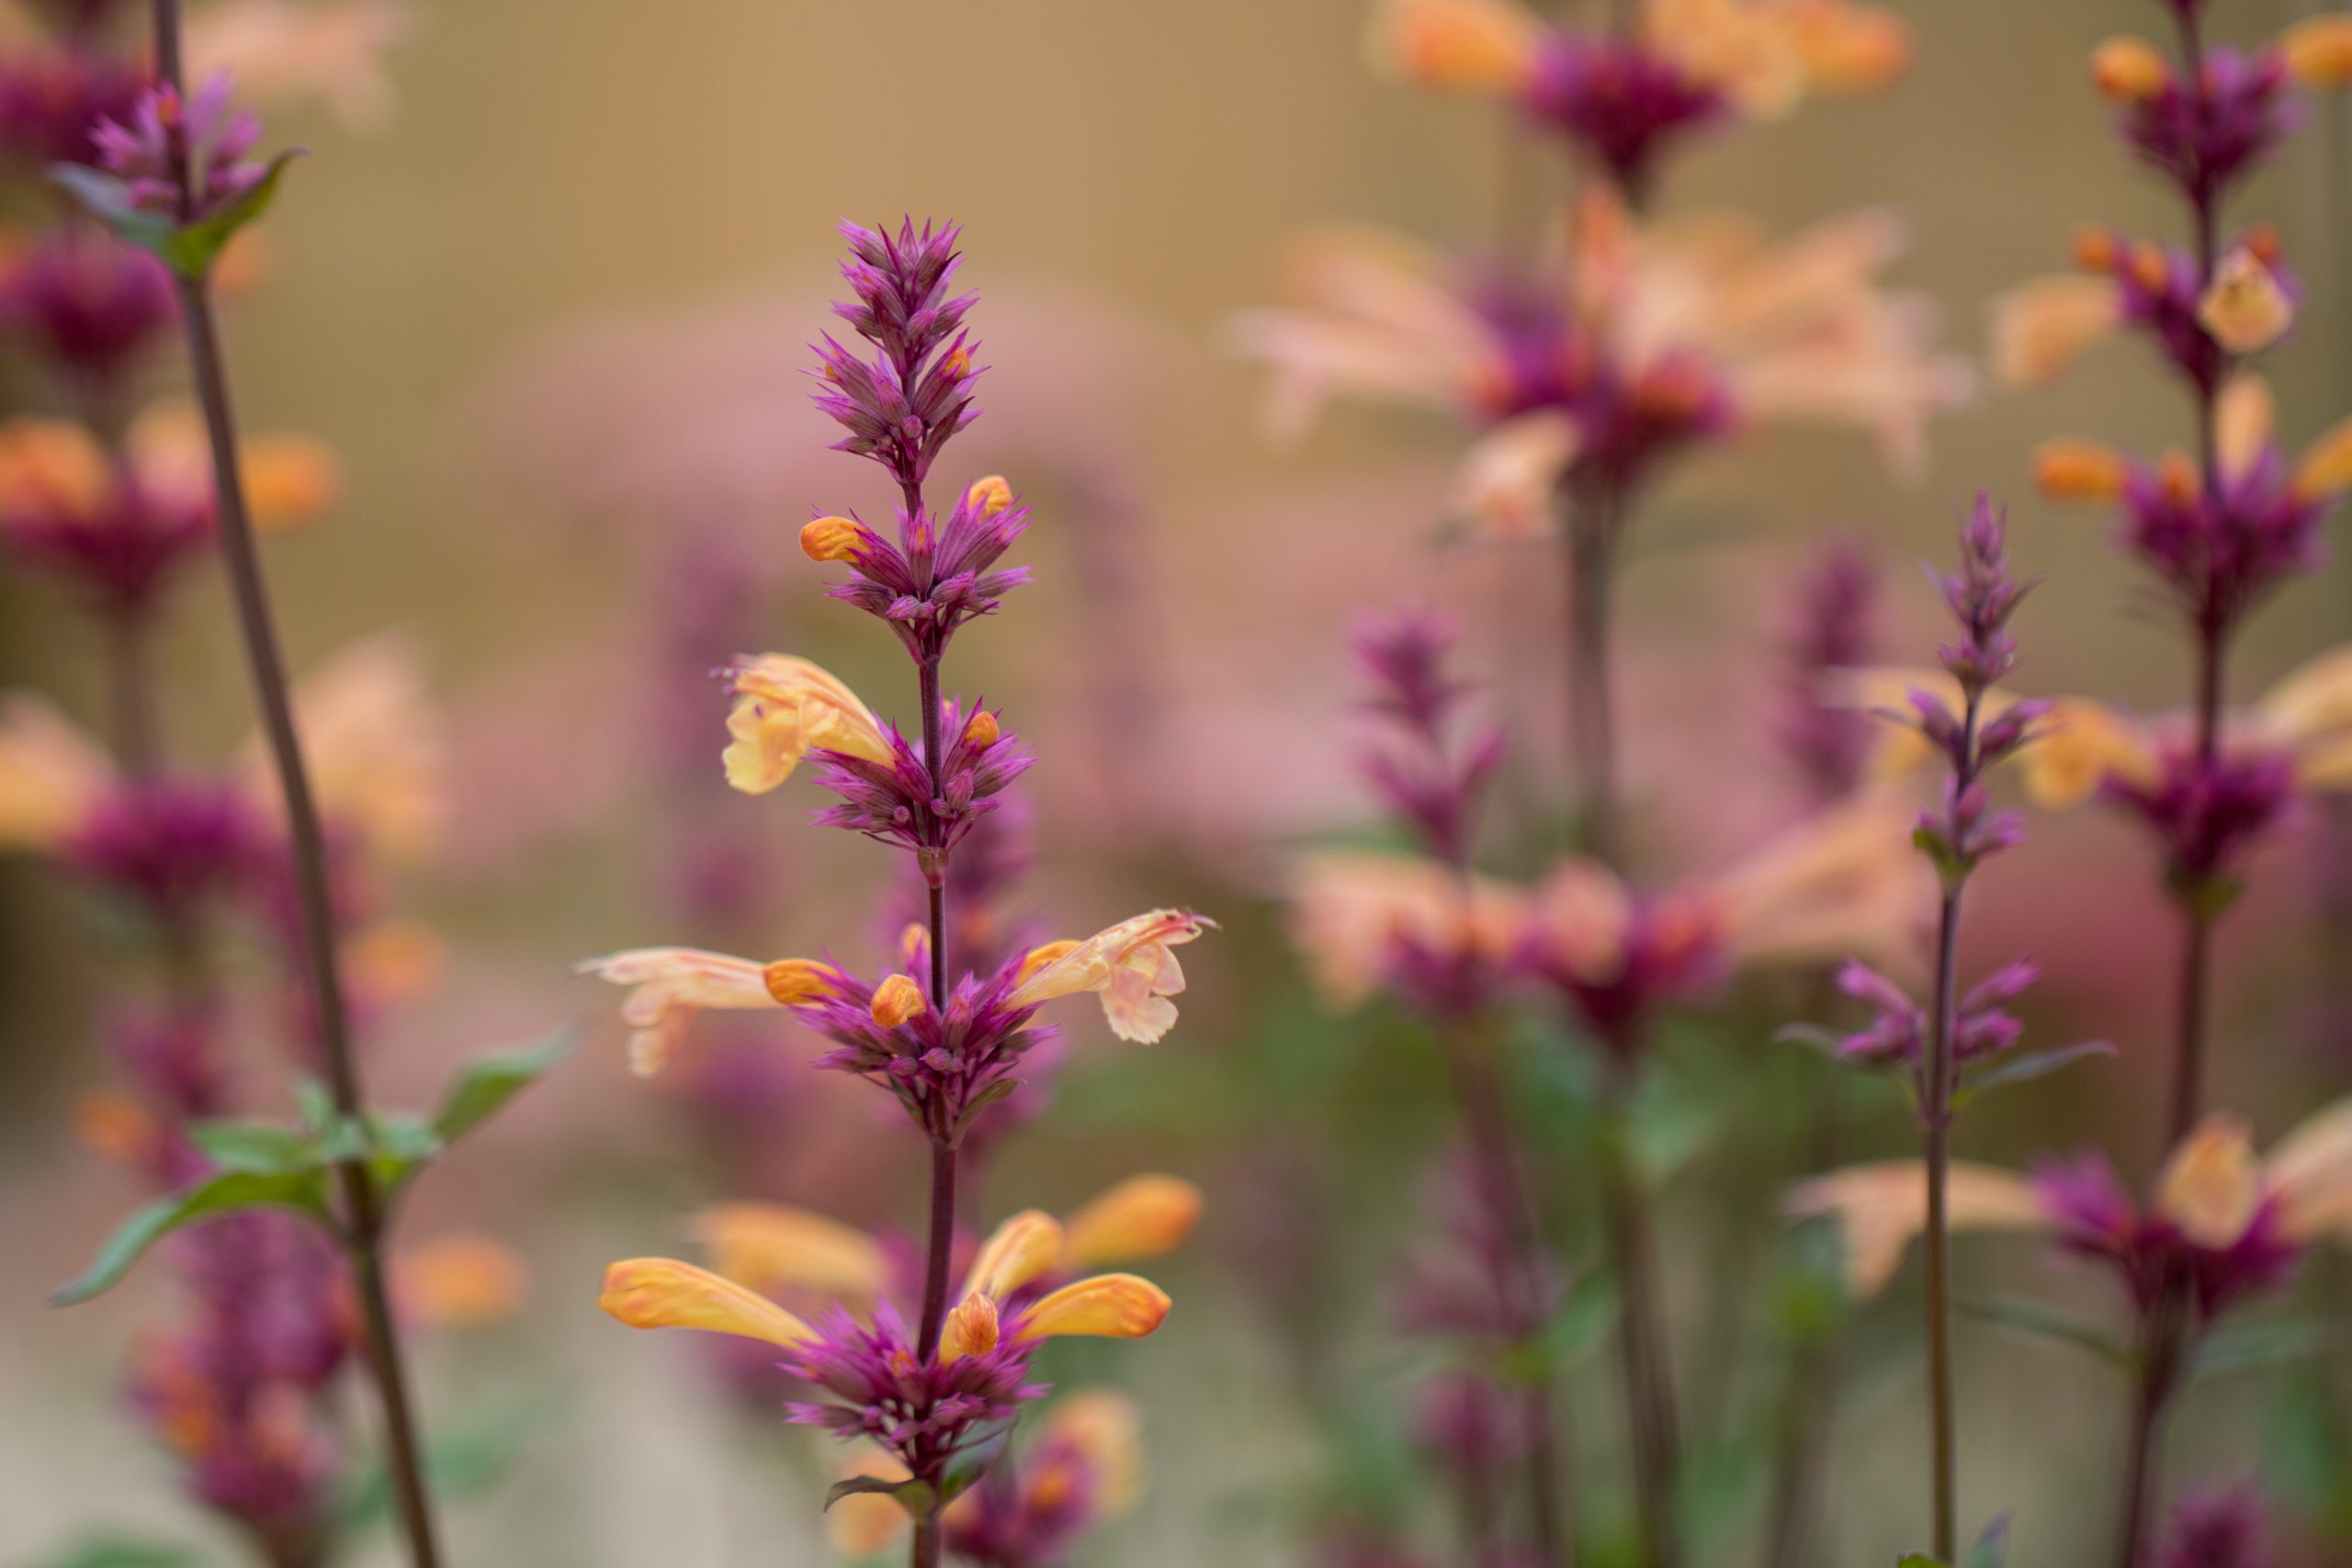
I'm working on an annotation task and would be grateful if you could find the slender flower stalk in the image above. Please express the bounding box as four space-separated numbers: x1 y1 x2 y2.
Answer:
1340 609 1576 1565
583 220 1207 1568
1893 501 2040 1559
136 10 444 1564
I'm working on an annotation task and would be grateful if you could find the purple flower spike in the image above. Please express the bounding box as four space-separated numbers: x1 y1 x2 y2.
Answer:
1779 539 1880 804
809 217 982 496
1352 607 1506 866
90 74 268 224
2120 49 2298 213
1521 37 1724 197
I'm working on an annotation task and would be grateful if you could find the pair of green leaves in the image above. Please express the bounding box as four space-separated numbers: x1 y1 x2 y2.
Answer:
1962 1295 2343 1381
49 151 301 283
51 1029 573 1307
1775 1024 2113 1116
821 1416 1016 1520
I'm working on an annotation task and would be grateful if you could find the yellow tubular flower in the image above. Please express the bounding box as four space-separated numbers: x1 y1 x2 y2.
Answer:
574 947 786 1077
1013 1274 1172 1342
2090 35 2170 101
0 694 115 851
693 1203 888 1299
963 1211 1068 1300
1786 1161 2048 1298
1062 1176 1204 1267
2018 699 2158 808
2281 14 2352 87
2156 1116 2264 1247
2255 647 2352 782
2198 248 2295 355
1011 910 1214 1044
1369 0 1543 93
2033 437 2130 502
597 1258 817 1348
1987 275 2120 388
721 654 893 795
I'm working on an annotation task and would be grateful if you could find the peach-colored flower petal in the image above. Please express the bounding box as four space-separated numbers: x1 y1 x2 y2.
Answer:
1787 1160 2047 1298
1041 1391 1146 1515
2199 249 2295 355
1707 791 1932 974
2020 699 2157 809
1062 1176 1204 1268
597 1258 816 1348
1289 851 1525 1009
2282 13 2352 87
574 947 782 1076
0 694 114 850
185 0 408 129
962 1211 1067 1300
1988 275 2120 388
1367 0 1544 93
1528 857 1634 987
694 1203 887 1298
1014 1274 1172 1342
2265 1097 2352 1244
721 654 892 795
1011 910 1213 1043
2155 1116 2263 1248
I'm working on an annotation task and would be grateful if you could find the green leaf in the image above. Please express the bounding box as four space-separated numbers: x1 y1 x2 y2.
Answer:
162 150 304 278
1956 1295 2127 1365
50 150 303 281
2192 1318 2345 1380
1955 1041 2114 1106
28 1539 200 1568
51 1169 329 1306
1962 1514 2011 1568
293 1078 337 1134
432 1027 576 1146
187 1121 318 1174
46 164 172 254
823 1474 935 1515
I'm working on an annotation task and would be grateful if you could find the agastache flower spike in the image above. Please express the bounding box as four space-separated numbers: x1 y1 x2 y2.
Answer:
809 218 980 497
89 74 269 224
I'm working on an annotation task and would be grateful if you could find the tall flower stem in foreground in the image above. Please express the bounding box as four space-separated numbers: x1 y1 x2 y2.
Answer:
141 9 444 1564
1903 502 2038 1562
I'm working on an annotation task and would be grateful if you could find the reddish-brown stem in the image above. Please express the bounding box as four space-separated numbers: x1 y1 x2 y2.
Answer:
909 613 955 1568
151 4 442 1561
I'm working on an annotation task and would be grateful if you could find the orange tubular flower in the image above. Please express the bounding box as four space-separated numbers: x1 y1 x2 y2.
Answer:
719 654 893 795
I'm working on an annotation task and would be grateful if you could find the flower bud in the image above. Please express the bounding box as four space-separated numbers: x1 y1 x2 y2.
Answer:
962 709 1000 748
940 1292 1000 1363
799 515 865 563
870 973 926 1027
2090 36 2170 102
964 474 1013 518
763 958 839 1006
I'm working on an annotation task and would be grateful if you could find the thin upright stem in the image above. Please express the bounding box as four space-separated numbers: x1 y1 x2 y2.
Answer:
152 4 442 1558
1446 1018 1577 1568
910 623 955 1568
1598 1063 1679 1568
2112 1300 2186 1568
1919 687 1983 1564
1921 889 1962 1563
